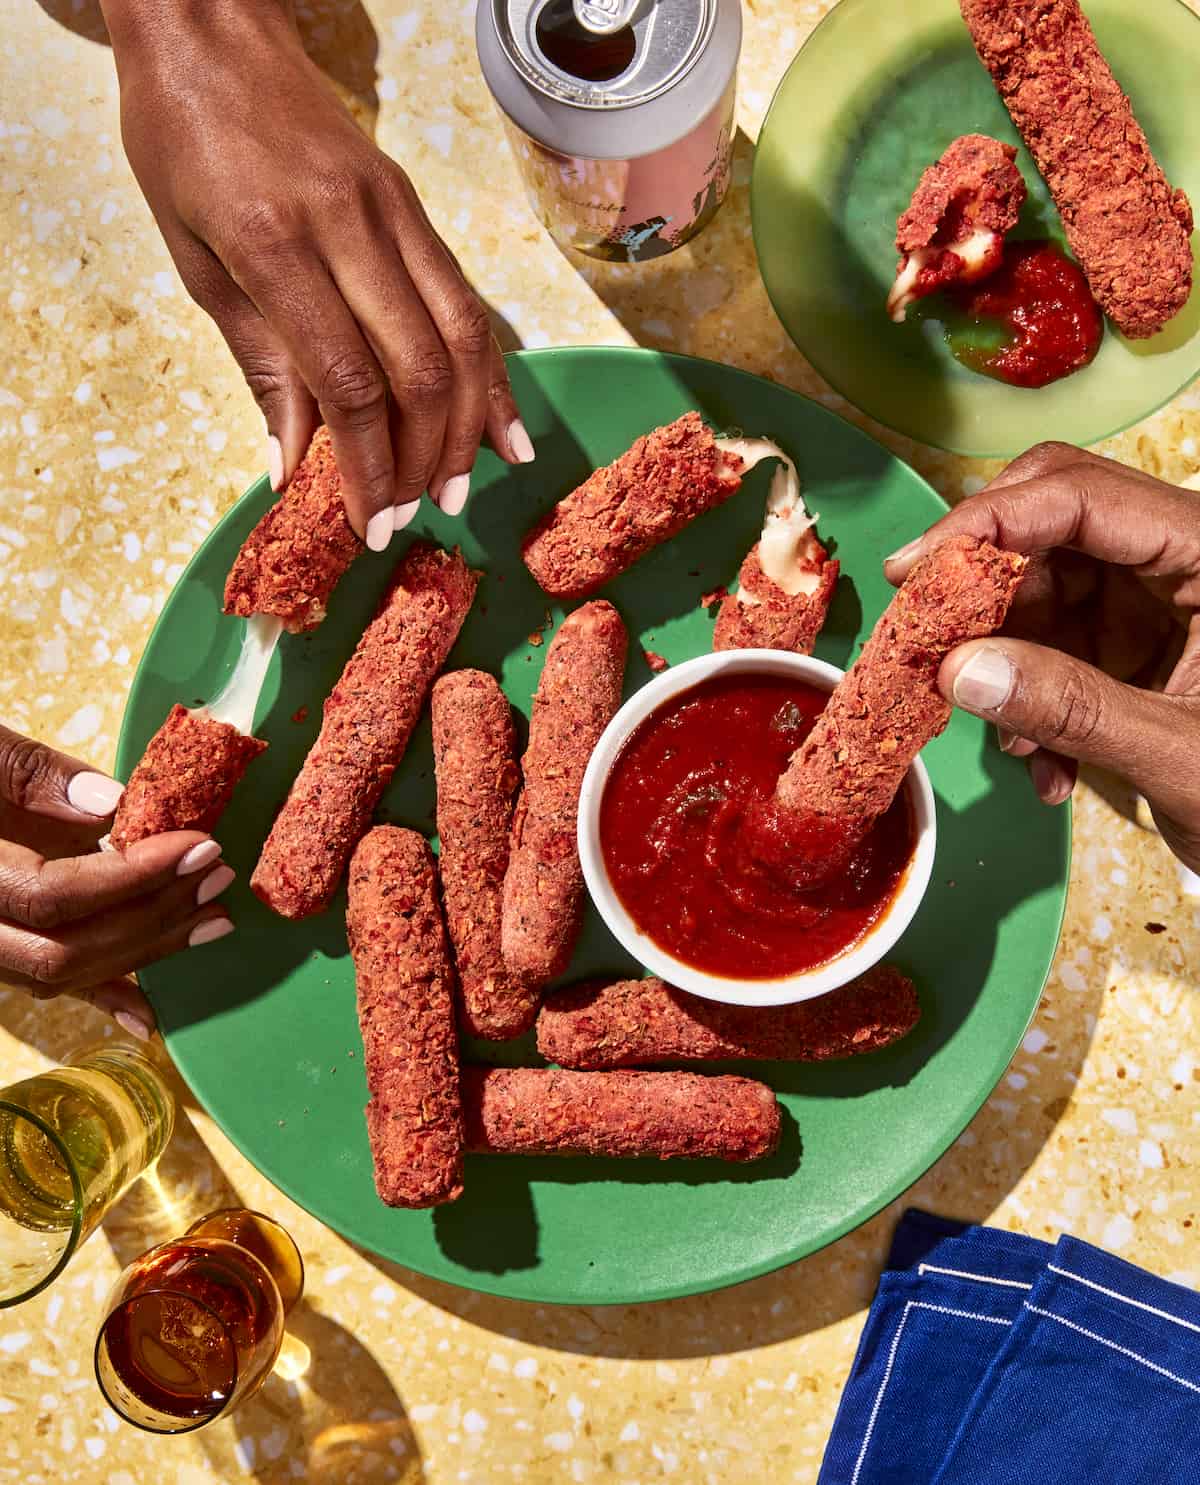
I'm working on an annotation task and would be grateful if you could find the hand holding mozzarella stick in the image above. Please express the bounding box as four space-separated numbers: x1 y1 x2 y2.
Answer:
0 726 234 1038
884 443 1200 873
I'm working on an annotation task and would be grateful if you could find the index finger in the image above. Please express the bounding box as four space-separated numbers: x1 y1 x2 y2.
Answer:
884 457 1200 598
0 831 222 933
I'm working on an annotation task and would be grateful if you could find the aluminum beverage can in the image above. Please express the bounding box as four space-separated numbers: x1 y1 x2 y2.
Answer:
476 0 741 262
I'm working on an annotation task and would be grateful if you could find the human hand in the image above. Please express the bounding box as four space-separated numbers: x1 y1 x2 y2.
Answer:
0 726 236 1038
101 0 532 550
884 443 1200 873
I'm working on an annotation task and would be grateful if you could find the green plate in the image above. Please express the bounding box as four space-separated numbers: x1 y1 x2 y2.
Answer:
751 0 1200 457
120 348 1070 1304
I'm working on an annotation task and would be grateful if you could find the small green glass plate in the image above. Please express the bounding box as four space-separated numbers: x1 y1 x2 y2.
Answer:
120 348 1069 1304
751 0 1200 456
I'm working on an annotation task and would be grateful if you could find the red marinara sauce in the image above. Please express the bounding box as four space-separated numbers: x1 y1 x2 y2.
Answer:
949 240 1103 388
598 675 916 980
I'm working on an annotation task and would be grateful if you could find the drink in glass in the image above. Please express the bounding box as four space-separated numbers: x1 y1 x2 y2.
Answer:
0 1043 175 1307
94 1208 304 1433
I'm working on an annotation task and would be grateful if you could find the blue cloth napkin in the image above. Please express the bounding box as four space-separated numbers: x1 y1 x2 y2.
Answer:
818 1209 1200 1485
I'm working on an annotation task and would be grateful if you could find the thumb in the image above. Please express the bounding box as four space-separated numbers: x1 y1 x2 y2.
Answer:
940 639 1190 807
69 978 157 1043
0 725 124 824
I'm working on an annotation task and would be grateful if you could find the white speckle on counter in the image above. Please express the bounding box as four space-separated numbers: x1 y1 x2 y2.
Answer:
82 1439 104 1461
95 445 140 472
620 1421 640 1442
410 1403 438 1423
463 1409 487 1435
151 271 175 296
425 124 454 158
1022 1028 1049 1054
1139 1140 1164 1169
1102 1108 1138 1135
1102 1214 1134 1251
0 1400 15 1414
391 12 420 42
0 1334 30 1354
544 1432 573 1453
1092 914 1112 942
323 1266 352 1285
58 704 101 747
513 1358 538 1379
1059 962 1087 992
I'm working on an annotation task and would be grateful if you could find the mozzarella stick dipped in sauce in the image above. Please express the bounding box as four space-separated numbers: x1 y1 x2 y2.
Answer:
111 429 359 850
252 543 478 920
537 966 919 1070
748 534 1026 889
522 412 746 598
501 600 628 985
431 670 539 1040
711 440 839 653
887 134 1026 323
461 1067 780 1161
346 827 463 1208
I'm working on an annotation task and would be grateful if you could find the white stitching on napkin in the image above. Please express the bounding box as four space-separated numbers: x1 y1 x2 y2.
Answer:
850 1301 1012 1485
1025 1304 1200 1396
918 1264 1033 1290
1047 1265 1200 1335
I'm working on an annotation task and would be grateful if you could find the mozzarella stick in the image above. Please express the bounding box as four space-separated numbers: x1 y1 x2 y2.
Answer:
110 705 266 850
431 670 538 1041
522 412 745 598
252 543 478 920
461 1067 780 1161
960 0 1192 338
501 600 628 984
224 426 362 633
347 827 463 1208
537 966 920 1069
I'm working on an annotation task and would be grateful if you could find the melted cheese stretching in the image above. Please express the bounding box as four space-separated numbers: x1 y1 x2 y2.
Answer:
887 227 999 322
203 613 283 735
715 438 820 604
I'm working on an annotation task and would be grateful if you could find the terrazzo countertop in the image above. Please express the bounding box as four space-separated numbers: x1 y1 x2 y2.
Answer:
2 1 1200 1481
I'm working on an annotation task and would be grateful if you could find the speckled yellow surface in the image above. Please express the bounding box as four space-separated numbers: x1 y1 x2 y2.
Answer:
2 1 1200 1481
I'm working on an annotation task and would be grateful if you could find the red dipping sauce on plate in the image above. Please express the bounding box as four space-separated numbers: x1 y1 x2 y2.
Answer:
598 675 916 979
949 240 1103 388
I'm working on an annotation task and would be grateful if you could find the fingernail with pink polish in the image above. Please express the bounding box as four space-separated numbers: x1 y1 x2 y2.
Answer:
176 840 222 877
507 419 535 464
366 508 394 553
438 474 470 517
393 499 422 532
196 865 236 906
884 537 924 567
115 1010 154 1042
267 435 285 493
67 772 125 818
189 918 235 949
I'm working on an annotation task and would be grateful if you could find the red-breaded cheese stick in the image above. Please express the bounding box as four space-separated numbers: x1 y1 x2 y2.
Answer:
347 827 463 1208
110 705 267 850
754 535 1026 881
252 543 478 919
522 412 745 599
537 966 920 1070
960 0 1193 338
224 426 361 633
461 1067 780 1161
713 538 839 654
501 600 628 984
888 134 1026 322
431 670 539 1041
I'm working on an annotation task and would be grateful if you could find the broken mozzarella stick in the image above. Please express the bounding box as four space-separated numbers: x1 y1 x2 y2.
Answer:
252 543 478 920
431 670 539 1041
522 412 745 598
537 966 919 1070
712 441 839 653
112 428 361 850
888 134 1026 323
346 827 463 1208
224 425 361 634
751 534 1026 883
501 600 628 984
461 1067 780 1161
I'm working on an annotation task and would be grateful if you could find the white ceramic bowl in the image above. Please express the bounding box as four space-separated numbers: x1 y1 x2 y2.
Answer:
578 649 937 1007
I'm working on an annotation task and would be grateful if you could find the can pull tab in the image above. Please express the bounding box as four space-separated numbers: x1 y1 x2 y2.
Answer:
572 0 639 35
